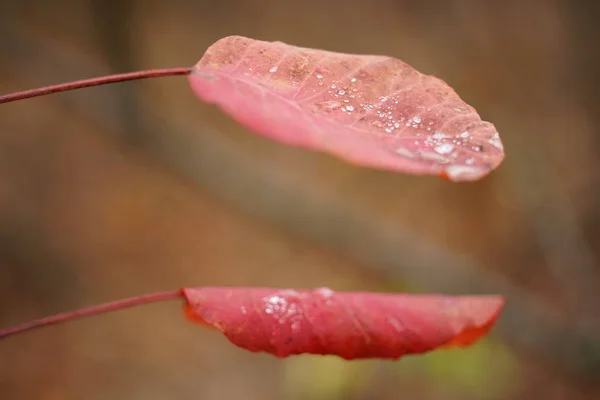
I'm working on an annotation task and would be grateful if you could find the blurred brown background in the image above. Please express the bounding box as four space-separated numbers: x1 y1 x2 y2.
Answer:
1 0 599 399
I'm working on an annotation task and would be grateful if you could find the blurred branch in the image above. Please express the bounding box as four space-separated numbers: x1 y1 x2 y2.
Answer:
90 0 145 145
508 122 600 326
568 1 600 224
568 1 600 143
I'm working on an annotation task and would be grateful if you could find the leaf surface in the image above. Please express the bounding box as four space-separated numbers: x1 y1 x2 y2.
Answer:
188 36 504 181
182 287 504 360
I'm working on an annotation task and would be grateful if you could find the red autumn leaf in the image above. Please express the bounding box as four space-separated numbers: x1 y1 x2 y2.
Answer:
188 36 505 182
182 287 504 360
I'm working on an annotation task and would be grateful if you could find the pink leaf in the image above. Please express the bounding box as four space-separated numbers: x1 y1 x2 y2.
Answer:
188 36 505 182
183 287 505 359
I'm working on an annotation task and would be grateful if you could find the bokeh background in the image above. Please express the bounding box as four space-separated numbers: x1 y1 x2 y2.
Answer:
1 0 599 399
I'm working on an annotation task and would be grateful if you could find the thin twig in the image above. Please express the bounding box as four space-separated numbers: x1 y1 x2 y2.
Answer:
0 68 191 104
0 290 183 339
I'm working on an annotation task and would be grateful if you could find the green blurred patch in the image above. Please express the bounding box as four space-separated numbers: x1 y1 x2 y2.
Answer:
282 355 378 400
392 338 519 399
281 339 518 400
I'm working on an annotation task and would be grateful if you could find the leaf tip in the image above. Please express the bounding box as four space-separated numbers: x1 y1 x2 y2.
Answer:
444 295 505 348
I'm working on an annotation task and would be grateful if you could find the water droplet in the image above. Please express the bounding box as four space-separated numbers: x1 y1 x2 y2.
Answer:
291 321 302 332
434 143 454 154
419 151 449 163
316 287 334 298
264 295 288 315
465 157 475 165
488 132 503 149
338 90 346 95
459 131 470 138
432 132 449 140
269 66 278 73
395 148 414 158
268 296 281 304
413 116 422 124
331 84 337 89
346 105 354 111
316 73 323 79
445 165 481 180
385 128 393 133
316 100 342 111
350 77 357 83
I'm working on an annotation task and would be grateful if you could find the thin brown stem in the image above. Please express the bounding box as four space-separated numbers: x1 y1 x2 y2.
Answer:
0 289 183 339
0 68 192 104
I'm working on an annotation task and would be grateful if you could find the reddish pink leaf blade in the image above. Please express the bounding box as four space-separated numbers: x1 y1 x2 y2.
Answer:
188 36 504 182
182 287 505 360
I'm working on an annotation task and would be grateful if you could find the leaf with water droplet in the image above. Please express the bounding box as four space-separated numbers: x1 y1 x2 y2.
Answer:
188 36 505 182
182 287 504 359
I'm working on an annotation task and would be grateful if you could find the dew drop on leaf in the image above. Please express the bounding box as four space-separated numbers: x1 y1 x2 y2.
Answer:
434 143 455 155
